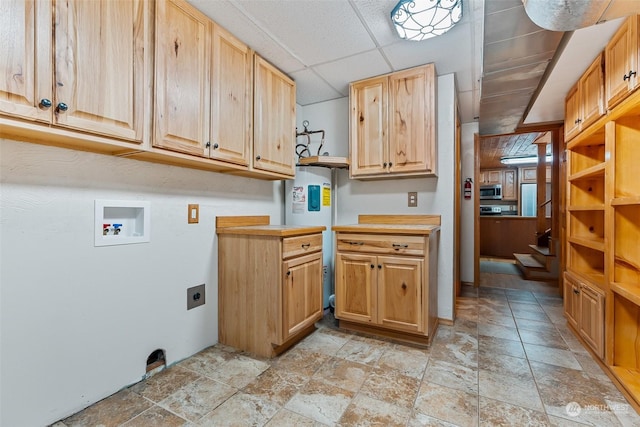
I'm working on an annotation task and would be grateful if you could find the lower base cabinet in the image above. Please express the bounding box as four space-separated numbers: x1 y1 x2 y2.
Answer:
333 217 440 346
216 216 325 358
564 271 605 358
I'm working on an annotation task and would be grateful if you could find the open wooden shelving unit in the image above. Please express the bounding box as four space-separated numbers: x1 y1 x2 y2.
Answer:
565 83 640 409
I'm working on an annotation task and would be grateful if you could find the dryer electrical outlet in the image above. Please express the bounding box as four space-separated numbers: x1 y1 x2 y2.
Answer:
187 284 205 310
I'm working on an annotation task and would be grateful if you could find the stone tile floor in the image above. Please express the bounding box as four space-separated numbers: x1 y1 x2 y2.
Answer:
53 271 640 426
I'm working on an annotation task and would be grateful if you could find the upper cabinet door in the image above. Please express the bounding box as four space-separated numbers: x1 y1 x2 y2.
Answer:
253 54 295 176
154 0 210 156
388 64 436 175
0 0 52 122
350 76 388 177
210 25 251 166
54 0 146 142
580 53 604 129
606 16 638 109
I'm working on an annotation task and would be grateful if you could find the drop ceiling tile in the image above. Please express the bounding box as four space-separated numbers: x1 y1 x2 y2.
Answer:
188 0 304 73
290 69 343 106
235 0 376 66
313 50 392 96
352 0 399 47
383 20 472 72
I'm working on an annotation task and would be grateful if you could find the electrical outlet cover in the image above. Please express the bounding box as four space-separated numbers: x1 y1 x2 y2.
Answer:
187 284 205 310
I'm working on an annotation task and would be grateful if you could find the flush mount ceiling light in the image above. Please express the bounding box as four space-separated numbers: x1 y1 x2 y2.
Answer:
391 0 463 41
500 155 552 165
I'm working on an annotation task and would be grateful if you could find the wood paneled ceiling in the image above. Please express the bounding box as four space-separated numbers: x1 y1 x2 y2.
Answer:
480 132 547 169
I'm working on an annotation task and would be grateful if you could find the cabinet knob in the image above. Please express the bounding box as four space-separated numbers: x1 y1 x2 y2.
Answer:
287 271 291 276
205 141 211 148
370 264 375 269
388 162 393 167
39 98 52 109
56 102 68 112
301 243 310 249
573 288 580 295
630 70 637 79
256 155 261 160
378 265 382 269
383 162 387 167
213 143 219 149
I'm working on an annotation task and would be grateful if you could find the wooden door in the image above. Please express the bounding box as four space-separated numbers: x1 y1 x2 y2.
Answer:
0 0 52 122
388 64 436 176
563 274 580 329
502 169 517 200
210 24 251 166
253 54 295 176
349 76 388 177
580 284 605 358
580 53 604 130
564 83 581 141
606 17 636 109
335 252 377 324
377 256 423 333
154 0 210 155
282 252 323 342
54 0 145 142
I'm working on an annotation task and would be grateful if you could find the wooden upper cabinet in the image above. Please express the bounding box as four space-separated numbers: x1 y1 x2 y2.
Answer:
210 25 251 166
253 54 296 176
54 0 146 142
565 53 604 141
350 76 388 177
606 16 639 110
502 169 517 201
565 83 581 141
350 63 436 179
0 0 52 123
154 0 210 156
389 65 436 176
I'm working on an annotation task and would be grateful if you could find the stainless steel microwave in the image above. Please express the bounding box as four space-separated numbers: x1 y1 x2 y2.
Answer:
479 184 502 200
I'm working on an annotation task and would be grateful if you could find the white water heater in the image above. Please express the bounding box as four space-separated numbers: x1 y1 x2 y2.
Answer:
285 166 334 308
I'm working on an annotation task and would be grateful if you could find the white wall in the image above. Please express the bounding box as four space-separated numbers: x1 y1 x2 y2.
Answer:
0 139 283 427
461 122 479 283
299 74 460 321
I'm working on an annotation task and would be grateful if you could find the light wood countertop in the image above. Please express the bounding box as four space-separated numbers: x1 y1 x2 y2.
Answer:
217 224 326 237
332 223 440 235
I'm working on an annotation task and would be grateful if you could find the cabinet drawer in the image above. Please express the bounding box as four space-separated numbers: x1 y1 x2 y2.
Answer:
283 233 322 259
336 233 425 256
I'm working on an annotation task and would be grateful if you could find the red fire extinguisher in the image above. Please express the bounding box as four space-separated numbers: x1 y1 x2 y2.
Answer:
464 178 473 199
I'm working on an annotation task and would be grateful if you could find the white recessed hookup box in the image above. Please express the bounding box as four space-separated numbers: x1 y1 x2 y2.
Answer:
95 200 150 246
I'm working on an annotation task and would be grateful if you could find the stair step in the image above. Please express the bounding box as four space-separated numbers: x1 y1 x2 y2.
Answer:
513 253 545 269
529 244 553 256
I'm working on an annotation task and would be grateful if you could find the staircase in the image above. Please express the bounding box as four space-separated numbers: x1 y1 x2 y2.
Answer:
514 229 559 280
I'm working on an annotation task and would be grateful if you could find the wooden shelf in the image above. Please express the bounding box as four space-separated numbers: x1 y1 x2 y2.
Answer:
611 282 640 307
569 236 605 252
567 268 606 288
297 156 349 169
568 163 605 181
612 196 640 206
610 366 640 403
567 204 605 211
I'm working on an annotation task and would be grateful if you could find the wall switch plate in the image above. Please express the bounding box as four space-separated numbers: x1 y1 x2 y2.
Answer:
187 284 205 310
188 204 199 224
408 192 418 207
